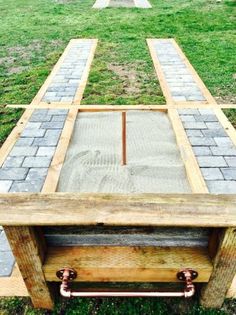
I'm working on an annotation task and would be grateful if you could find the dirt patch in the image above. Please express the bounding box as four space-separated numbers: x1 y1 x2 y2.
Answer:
108 62 144 95
0 39 63 75
215 95 236 104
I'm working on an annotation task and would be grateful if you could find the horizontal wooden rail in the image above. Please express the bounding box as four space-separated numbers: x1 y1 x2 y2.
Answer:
0 193 236 227
4 103 236 110
43 246 212 282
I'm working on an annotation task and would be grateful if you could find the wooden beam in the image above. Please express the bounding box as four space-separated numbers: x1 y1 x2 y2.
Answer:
168 109 208 193
0 193 236 227
3 226 54 309
41 108 78 193
5 103 236 110
200 228 236 307
43 246 213 282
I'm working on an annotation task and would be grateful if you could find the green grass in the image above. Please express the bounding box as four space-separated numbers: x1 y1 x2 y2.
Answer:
0 296 235 315
0 0 235 144
0 0 235 313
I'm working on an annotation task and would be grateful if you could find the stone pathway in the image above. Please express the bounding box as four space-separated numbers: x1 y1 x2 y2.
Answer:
93 0 151 9
0 39 95 276
150 38 236 193
152 39 206 102
179 109 236 193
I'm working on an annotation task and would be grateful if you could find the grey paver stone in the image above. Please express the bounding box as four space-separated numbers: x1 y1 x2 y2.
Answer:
225 157 236 167
179 115 195 122
22 156 52 168
41 121 65 129
0 232 11 251
10 146 38 156
201 168 224 180
193 147 212 156
0 180 13 192
202 129 227 138
189 137 216 146
186 130 203 137
214 137 233 147
197 156 227 167
210 146 236 156
3 156 24 168
0 251 15 277
21 128 46 138
15 137 34 146
10 180 44 192
207 180 236 193
37 146 56 156
26 168 48 181
205 122 222 130
178 109 199 115
183 122 207 130
0 168 28 180
194 115 218 122
220 168 236 180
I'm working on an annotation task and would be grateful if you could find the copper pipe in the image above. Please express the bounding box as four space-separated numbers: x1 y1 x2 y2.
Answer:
57 268 197 299
121 111 127 166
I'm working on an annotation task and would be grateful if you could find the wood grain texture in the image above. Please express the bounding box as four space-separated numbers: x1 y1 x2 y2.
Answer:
0 193 235 227
43 246 212 282
200 228 236 307
6 103 236 110
3 226 54 309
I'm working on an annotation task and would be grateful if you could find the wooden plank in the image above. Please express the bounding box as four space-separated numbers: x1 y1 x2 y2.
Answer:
3 226 54 309
43 246 213 282
6 103 236 110
200 228 236 307
41 108 78 193
73 39 98 104
0 265 28 297
168 109 208 193
147 39 175 104
0 193 236 227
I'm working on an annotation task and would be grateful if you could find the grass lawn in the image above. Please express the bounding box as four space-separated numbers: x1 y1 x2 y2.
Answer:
0 0 235 313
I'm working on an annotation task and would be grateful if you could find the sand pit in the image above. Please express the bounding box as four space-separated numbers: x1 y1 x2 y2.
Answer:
57 111 191 193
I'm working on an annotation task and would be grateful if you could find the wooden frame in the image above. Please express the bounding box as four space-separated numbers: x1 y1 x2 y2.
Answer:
0 38 236 309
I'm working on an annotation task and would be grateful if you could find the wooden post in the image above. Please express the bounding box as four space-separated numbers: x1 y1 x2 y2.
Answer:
121 111 127 166
4 226 54 309
200 228 236 308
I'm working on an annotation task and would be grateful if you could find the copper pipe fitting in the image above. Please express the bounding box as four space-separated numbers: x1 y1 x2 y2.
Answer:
56 268 198 298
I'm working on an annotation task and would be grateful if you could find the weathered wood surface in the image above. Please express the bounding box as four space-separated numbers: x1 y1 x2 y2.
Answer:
4 226 54 309
43 246 212 282
200 228 236 307
0 193 236 227
6 103 236 110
